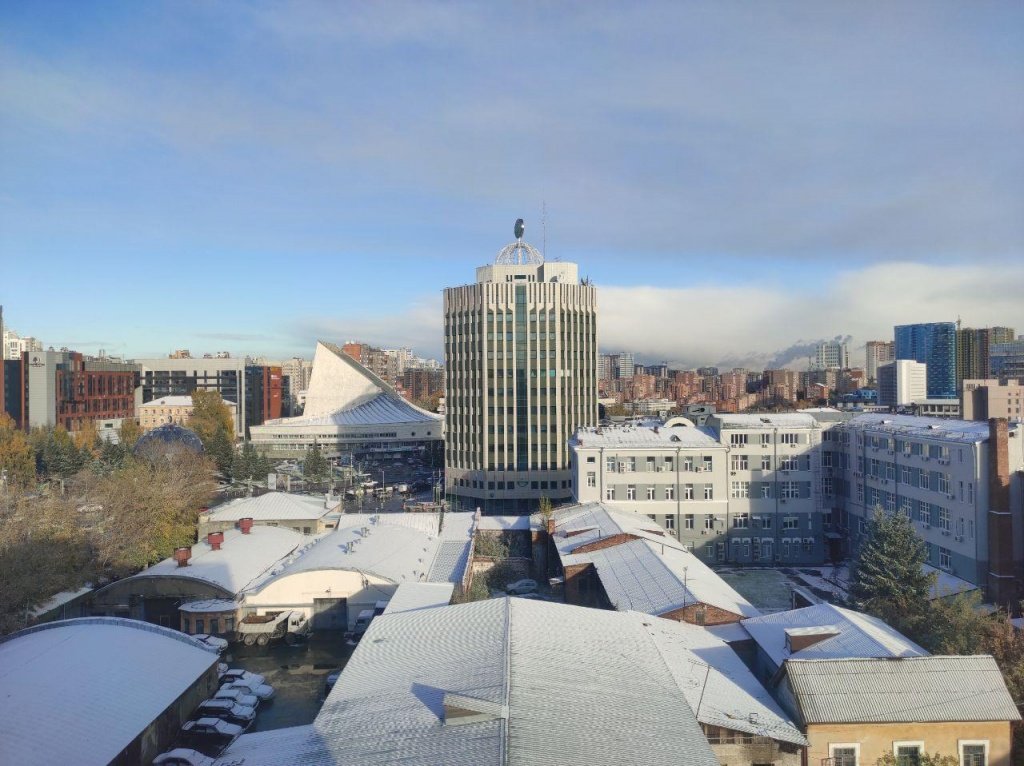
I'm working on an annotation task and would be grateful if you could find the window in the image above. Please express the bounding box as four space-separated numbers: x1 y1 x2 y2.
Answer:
195 619 205 634
626 485 636 500
968 482 974 503
831 745 859 766
646 486 656 500
605 487 615 500
760 433 771 446
684 484 694 500
704 485 713 500
938 473 949 493
626 457 636 473
780 432 799 445
761 516 772 529
939 507 950 530
586 472 596 488
664 516 675 531
939 546 951 569
894 742 923 766
783 517 798 530
605 456 616 472
665 486 675 500
684 514 694 529
901 465 911 484
683 456 694 472
664 456 674 471
730 433 748 445
646 457 656 472
702 456 713 472
733 513 749 529
781 481 798 499
761 455 771 471
779 456 798 471
961 742 988 766
704 514 714 529
731 481 749 498
760 483 772 499
731 454 749 471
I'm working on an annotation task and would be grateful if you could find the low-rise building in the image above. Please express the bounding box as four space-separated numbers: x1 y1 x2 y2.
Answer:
216 599 805 766
138 394 239 433
780 656 1020 766
0 617 220 766
197 491 341 537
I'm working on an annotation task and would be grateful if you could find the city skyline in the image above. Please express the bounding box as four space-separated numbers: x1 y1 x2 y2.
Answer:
2 2 1023 366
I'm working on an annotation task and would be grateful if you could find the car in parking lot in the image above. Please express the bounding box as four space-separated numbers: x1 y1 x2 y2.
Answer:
179 717 243 754
152 748 216 766
223 679 275 701
219 668 266 686
194 699 256 730
192 634 229 654
505 579 539 596
213 686 260 709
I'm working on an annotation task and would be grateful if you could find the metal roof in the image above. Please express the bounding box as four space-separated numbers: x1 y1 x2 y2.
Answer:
0 618 218 766
714 414 821 429
840 413 1003 442
786 656 1022 724
141 395 236 407
571 424 722 449
204 492 338 523
552 503 759 619
130 526 304 596
216 599 725 766
741 603 928 669
382 582 456 615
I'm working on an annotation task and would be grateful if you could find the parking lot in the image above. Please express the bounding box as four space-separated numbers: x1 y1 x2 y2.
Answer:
225 636 355 732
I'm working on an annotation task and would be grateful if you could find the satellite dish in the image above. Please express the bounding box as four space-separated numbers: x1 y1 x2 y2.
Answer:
514 218 525 240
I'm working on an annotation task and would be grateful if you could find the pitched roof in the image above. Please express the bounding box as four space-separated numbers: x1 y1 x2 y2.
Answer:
552 503 759 619
203 492 339 523
786 656 1022 724
741 603 928 668
215 599 726 766
382 582 455 615
0 618 218 766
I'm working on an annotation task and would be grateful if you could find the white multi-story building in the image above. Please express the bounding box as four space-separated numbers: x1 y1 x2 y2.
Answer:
878 359 927 407
811 340 849 370
864 340 895 384
444 223 597 514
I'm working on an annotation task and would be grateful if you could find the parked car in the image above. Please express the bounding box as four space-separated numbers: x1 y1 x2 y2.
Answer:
192 634 229 653
213 687 260 709
324 671 341 698
219 669 266 687
505 579 539 596
223 679 275 701
152 749 216 766
194 699 256 729
179 717 243 754
345 609 376 644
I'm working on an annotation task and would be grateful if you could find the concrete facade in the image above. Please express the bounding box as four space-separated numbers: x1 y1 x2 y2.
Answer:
962 378 1024 421
803 721 1011 766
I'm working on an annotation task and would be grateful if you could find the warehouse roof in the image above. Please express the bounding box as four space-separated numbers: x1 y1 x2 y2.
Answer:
786 656 1021 724
382 582 456 615
741 603 927 669
552 503 759 619
216 599 727 766
130 526 304 596
0 617 218 766
203 492 340 523
248 512 475 590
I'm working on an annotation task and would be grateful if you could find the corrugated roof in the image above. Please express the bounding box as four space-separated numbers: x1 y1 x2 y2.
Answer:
552 503 759 619
571 424 722 449
786 656 1022 724
204 492 338 523
129 526 304 596
382 582 455 615
247 512 475 590
141 395 236 407
741 603 927 669
216 599 725 766
0 618 218 766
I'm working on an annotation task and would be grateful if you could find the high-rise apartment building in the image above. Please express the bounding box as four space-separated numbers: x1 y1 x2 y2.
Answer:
990 339 1024 380
877 360 927 408
810 340 849 370
894 322 957 399
957 326 1016 387
444 223 597 513
864 340 894 384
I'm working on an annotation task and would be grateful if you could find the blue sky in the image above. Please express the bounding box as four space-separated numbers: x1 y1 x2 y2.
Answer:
2 1 1022 368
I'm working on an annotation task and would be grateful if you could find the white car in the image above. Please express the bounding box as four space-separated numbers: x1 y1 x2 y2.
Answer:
223 679 275 701
152 749 216 766
505 579 539 596
214 687 260 709
219 668 265 686
193 634 229 653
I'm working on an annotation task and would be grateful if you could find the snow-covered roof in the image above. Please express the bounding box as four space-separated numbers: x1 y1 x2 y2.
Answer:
141 395 236 407
551 503 759 619
382 582 456 615
714 413 821 429
256 341 440 429
0 617 218 766
215 599 725 766
179 599 238 613
741 603 928 669
248 512 475 591
28 585 93 618
786 656 1021 724
840 413 1002 442
204 492 339 523
131 526 304 596
571 424 722 449
476 515 534 532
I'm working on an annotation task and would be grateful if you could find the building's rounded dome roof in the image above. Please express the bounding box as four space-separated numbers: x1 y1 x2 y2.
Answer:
134 423 204 455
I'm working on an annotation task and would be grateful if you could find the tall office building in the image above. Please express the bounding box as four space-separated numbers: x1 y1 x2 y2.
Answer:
864 340 895 384
990 339 1024 380
957 326 1016 386
877 360 927 408
810 340 849 370
444 221 598 513
894 322 957 399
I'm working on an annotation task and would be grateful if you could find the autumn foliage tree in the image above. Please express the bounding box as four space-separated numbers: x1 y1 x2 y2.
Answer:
187 390 236 475
0 413 36 489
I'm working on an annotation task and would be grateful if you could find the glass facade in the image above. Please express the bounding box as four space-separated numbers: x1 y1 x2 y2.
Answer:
894 322 957 399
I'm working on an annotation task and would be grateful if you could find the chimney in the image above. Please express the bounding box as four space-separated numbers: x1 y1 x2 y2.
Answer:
239 517 254 534
546 517 556 536
198 506 210 515
987 418 1017 608
174 546 192 567
207 531 224 550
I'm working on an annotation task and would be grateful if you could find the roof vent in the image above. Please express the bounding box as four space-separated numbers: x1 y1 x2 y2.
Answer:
785 625 840 653
239 517 254 534
442 693 509 726
207 531 224 551
174 546 192 567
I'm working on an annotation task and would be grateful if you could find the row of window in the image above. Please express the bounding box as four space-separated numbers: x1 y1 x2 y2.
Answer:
604 484 714 501
728 432 805 446
599 455 716 473
830 740 987 766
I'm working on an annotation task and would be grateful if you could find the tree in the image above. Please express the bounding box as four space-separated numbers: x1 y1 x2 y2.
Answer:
205 428 235 478
849 507 935 637
0 414 36 489
37 426 89 479
117 418 142 450
919 591 990 655
188 390 235 444
303 440 329 482
538 496 554 526
233 441 272 483
876 753 957 766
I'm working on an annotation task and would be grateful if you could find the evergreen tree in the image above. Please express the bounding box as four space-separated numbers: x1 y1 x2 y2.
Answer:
849 507 935 637
206 428 236 478
303 441 329 482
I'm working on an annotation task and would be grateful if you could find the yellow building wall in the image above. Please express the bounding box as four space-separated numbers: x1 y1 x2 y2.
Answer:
807 721 1011 766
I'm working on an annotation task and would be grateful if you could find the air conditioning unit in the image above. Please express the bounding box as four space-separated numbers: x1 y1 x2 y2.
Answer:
730 471 736 475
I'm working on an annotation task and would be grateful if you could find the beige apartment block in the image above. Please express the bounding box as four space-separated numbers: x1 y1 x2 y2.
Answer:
138 394 238 433
962 378 1024 421
806 721 1010 766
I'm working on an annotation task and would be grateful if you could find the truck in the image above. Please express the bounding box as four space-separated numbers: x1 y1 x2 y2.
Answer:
235 610 310 646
